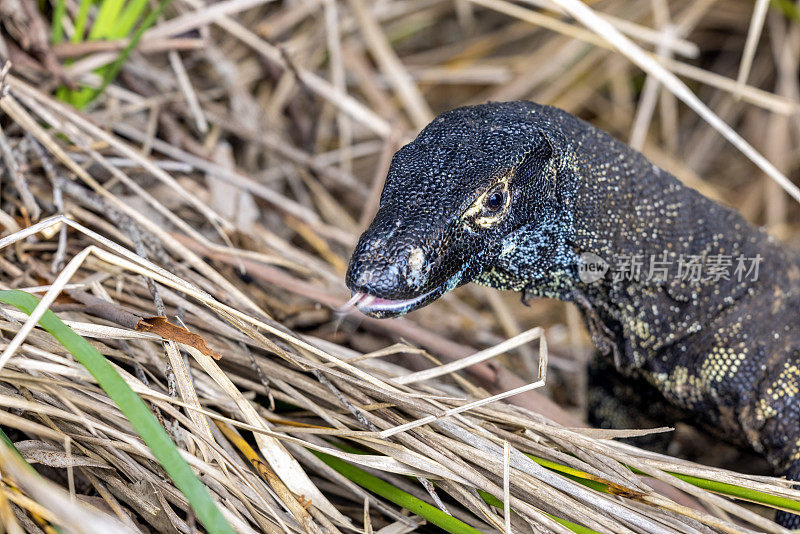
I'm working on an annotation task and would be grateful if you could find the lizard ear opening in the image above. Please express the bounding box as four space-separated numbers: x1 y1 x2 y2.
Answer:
536 128 566 176
511 129 560 187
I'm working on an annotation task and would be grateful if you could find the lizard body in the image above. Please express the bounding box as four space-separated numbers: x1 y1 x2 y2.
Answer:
345 101 800 527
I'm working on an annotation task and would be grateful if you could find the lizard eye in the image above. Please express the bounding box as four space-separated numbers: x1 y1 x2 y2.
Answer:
485 187 505 212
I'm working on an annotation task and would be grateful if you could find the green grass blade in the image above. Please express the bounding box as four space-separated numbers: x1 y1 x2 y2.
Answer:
75 0 172 108
89 0 125 40
626 466 800 514
0 427 28 466
311 449 483 534
525 453 610 493
71 0 96 43
0 290 235 534
51 0 67 44
523 452 800 515
477 490 601 534
0 427 69 534
770 0 800 23
115 0 151 38
319 441 600 533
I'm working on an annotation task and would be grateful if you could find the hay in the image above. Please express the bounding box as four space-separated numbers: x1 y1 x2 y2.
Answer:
0 0 798 532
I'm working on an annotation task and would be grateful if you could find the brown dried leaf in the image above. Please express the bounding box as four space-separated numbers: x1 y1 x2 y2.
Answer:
136 316 222 360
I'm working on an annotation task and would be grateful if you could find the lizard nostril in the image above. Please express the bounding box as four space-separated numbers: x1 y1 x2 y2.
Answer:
407 248 425 272
406 248 429 289
357 271 373 286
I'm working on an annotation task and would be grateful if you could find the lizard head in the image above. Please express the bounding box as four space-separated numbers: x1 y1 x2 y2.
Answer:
346 101 571 318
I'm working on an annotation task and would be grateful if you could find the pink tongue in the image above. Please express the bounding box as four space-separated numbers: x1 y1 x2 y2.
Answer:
366 297 399 305
367 297 406 307
334 292 366 314
341 293 364 308
355 292 425 312
336 292 411 313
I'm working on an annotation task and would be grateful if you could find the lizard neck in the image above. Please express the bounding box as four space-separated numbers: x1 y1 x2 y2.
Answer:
483 123 796 369
566 135 800 368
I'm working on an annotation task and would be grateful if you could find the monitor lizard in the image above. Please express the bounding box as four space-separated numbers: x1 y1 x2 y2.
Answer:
345 101 800 527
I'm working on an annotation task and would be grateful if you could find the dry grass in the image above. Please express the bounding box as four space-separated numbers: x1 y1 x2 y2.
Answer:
0 0 799 532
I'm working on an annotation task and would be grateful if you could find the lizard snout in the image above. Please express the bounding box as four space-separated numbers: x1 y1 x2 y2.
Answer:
345 208 458 318
346 234 432 300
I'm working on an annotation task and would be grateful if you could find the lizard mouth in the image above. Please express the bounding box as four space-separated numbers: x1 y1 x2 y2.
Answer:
344 288 439 318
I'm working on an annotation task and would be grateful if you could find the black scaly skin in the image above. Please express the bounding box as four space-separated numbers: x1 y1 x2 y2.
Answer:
346 101 800 528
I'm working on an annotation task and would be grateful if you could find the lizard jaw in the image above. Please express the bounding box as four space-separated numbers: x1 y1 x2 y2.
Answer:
347 289 439 318
344 270 468 318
